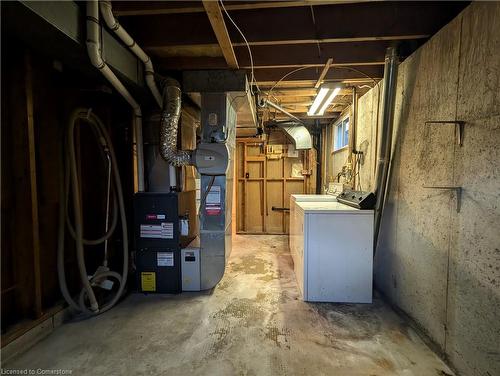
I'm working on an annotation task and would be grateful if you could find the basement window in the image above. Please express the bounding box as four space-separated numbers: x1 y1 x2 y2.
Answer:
334 116 349 151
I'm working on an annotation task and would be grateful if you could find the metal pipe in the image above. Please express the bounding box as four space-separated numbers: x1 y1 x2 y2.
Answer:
349 86 357 158
100 0 181 188
100 0 162 107
86 0 145 191
373 46 399 251
258 98 304 124
350 86 357 189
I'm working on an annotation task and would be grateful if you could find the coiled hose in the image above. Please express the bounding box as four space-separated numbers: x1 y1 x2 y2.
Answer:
57 108 128 315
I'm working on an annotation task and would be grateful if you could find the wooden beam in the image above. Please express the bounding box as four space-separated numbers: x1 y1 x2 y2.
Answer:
233 34 429 47
114 1 379 16
155 57 384 71
277 98 352 106
257 78 380 88
244 62 384 69
1 303 65 347
276 103 348 113
24 51 43 318
271 88 352 97
144 34 428 56
315 58 333 89
146 44 223 58
121 2 468 48
202 0 238 68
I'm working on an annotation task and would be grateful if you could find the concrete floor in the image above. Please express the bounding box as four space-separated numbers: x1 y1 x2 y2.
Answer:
5 235 455 375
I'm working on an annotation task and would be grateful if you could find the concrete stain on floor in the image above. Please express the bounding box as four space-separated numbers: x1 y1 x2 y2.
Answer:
4 235 455 376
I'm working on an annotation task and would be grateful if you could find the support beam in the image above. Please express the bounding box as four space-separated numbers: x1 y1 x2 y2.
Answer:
154 56 384 70
244 62 385 69
257 78 380 88
119 2 468 48
24 51 43 318
202 0 238 68
233 34 429 46
315 58 333 88
144 34 428 55
114 1 380 16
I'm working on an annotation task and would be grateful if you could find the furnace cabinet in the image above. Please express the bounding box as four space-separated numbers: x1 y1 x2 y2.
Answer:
289 200 374 303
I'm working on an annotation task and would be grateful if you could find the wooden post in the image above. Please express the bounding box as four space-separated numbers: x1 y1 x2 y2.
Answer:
25 51 43 318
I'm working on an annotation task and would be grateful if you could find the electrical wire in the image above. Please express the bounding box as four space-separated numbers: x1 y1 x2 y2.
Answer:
219 0 260 94
266 66 317 96
335 66 379 87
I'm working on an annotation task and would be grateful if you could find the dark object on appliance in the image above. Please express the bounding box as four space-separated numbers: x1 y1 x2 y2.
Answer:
134 192 181 293
337 190 376 210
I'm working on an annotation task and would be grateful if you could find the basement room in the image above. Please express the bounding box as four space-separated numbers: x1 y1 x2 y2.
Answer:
1 1 499 375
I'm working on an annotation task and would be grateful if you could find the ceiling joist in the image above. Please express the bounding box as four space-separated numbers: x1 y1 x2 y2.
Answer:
232 34 430 47
257 78 378 89
113 1 380 16
315 58 333 88
202 0 238 68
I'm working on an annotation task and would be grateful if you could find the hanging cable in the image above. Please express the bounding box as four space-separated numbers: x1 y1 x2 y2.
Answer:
266 66 317 96
219 0 260 93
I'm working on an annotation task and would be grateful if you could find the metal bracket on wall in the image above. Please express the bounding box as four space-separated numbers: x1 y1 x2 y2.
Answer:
425 121 465 146
422 186 462 213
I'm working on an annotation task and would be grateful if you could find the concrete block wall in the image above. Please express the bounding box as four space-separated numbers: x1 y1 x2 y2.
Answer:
356 3 500 375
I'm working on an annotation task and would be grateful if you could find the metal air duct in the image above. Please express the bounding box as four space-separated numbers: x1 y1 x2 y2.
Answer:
258 98 304 124
273 121 313 150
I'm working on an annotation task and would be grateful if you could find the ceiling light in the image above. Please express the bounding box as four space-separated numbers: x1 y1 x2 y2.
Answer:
307 85 341 116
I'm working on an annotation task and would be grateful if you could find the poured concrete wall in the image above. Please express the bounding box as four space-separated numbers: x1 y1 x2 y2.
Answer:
356 3 500 375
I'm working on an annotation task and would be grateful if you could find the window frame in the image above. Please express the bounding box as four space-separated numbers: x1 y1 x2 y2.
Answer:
333 115 349 152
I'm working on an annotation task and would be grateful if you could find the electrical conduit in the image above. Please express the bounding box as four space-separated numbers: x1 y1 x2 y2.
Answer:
100 0 182 188
99 0 162 108
86 0 145 192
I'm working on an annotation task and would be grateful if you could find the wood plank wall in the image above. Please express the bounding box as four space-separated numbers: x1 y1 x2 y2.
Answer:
1 40 134 345
235 130 317 234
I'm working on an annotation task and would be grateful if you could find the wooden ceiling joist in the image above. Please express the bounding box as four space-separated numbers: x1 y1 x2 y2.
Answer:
118 2 467 49
143 34 428 56
202 0 238 68
257 78 377 88
232 34 429 47
315 58 333 89
266 88 352 97
243 62 384 69
114 1 379 16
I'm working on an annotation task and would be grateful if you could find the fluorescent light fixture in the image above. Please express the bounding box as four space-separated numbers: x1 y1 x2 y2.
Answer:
307 85 341 116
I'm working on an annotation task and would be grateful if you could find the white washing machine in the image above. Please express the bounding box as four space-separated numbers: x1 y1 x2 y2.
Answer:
289 200 374 303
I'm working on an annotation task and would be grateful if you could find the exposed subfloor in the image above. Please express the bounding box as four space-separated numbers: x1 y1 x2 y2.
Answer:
5 235 455 375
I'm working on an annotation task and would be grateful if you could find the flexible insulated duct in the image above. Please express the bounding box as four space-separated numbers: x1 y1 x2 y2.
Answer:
58 109 128 315
159 79 192 167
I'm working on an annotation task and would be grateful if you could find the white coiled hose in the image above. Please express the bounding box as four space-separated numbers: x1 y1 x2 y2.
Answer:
57 108 128 315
